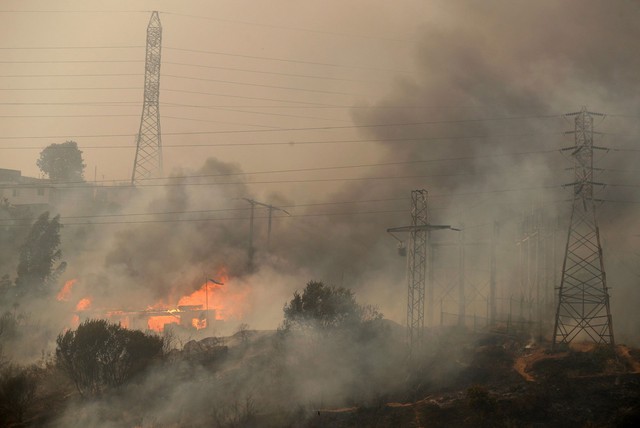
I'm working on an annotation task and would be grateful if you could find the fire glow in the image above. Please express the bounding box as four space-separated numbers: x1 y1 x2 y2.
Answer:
148 315 179 332
56 279 76 301
57 271 247 333
76 297 92 311
145 272 249 333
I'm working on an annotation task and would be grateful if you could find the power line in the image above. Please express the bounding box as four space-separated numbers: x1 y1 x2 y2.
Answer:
0 132 561 148
0 187 571 228
130 150 560 183
0 114 563 140
162 93 351 123
605 183 640 189
0 101 138 106
0 86 140 91
162 94 346 107
164 46 412 74
0 73 141 78
1 208 409 227
0 11 413 45
164 79 355 97
0 45 143 50
0 114 138 119
0 104 497 111
603 199 640 204
0 174 565 190
0 54 374 84
0 197 410 223
161 11 415 45
167 115 284 128
0 47 409 74
0 83 354 97
0 59 142 64
0 10 150 13
162 62 376 84
0 113 280 129
0 96 343 109
0 149 559 187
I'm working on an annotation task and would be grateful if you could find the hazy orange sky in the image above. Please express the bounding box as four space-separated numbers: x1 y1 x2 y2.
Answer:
0 0 433 197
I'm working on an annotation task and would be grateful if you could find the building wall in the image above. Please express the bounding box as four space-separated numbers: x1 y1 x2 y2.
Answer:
0 184 53 207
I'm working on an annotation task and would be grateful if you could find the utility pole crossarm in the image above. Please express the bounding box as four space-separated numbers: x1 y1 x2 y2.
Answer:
242 198 291 216
238 197 291 267
387 225 459 233
387 189 459 359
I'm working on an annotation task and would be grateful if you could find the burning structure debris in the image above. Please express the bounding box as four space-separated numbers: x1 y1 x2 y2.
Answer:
54 273 246 335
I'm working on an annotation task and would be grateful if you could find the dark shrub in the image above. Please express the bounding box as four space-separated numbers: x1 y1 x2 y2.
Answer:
56 319 163 396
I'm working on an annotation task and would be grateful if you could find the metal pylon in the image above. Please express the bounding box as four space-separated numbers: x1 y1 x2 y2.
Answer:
407 190 428 351
553 107 614 347
132 11 163 185
387 190 458 357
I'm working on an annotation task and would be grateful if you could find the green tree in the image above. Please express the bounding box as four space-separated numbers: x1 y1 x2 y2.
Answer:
15 212 65 292
56 319 163 397
36 140 85 181
282 281 382 331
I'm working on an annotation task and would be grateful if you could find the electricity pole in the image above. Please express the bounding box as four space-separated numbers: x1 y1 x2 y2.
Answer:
240 198 290 269
553 107 614 348
132 11 163 185
489 221 499 325
387 189 458 357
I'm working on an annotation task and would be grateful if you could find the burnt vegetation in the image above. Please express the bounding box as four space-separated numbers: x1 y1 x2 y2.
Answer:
0 278 638 427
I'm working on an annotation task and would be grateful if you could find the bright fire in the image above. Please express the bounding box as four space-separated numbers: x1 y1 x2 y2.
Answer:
145 271 249 333
57 279 77 301
148 315 179 332
60 269 248 334
178 276 248 321
75 297 92 311
192 317 206 330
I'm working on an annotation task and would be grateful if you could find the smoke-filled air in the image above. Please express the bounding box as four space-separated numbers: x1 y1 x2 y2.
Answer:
1 1 640 427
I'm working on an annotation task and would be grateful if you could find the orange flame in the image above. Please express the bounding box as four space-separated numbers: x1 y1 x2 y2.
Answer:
76 297 91 311
57 279 77 301
148 315 178 332
60 269 246 334
192 317 207 330
177 276 247 321
120 317 130 329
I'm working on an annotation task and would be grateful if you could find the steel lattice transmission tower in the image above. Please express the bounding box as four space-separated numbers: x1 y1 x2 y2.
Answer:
132 11 163 185
387 190 457 356
553 107 614 348
406 190 428 349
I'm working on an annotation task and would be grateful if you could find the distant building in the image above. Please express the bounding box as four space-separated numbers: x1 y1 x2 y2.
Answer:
0 167 135 217
0 168 53 212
